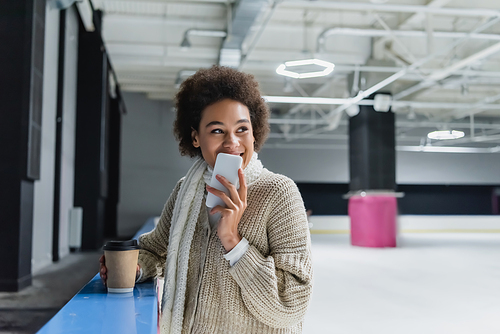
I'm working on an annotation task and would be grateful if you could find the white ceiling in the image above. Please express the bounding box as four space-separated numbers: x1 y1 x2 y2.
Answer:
92 0 500 153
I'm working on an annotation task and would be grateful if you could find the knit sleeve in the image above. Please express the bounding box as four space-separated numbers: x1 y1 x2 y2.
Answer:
136 179 183 282
228 176 313 328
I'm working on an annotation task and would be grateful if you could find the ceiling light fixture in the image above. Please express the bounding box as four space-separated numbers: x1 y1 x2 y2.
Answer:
180 36 191 50
427 130 465 140
180 29 227 51
373 94 392 112
276 59 335 79
345 104 360 117
263 96 347 104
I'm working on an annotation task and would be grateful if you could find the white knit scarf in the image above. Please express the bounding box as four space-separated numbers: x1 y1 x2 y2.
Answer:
160 152 263 334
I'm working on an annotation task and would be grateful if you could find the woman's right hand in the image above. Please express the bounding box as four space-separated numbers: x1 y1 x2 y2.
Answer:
99 254 108 286
99 254 141 286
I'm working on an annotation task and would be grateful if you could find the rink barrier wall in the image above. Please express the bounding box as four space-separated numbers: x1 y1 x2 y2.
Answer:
309 215 500 234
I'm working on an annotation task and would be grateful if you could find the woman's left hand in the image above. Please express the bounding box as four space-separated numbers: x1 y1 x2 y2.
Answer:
206 168 247 252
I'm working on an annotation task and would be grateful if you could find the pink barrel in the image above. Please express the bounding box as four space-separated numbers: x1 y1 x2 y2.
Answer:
348 196 397 248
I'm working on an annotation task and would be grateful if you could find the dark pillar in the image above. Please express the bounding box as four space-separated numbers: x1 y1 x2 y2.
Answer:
74 11 111 250
349 95 396 191
348 94 398 248
0 0 46 291
104 91 124 238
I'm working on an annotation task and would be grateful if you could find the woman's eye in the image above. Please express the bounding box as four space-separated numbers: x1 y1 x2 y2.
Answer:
237 127 248 133
211 129 223 134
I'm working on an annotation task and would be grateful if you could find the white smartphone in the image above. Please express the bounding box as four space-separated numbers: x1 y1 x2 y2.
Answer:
206 153 243 208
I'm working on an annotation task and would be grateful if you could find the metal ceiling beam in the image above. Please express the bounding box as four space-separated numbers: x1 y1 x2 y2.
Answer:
239 1 278 69
281 1 500 18
111 63 473 75
394 41 500 100
287 78 340 115
372 13 418 64
111 59 216 67
107 51 367 70
396 120 500 130
105 42 366 63
96 0 231 4
318 16 500 131
373 0 450 62
264 95 500 111
399 0 452 29
317 27 500 53
219 0 269 67
103 14 226 27
241 62 500 78
269 117 500 130
263 143 500 153
437 92 500 120
268 132 500 146
103 14 500 40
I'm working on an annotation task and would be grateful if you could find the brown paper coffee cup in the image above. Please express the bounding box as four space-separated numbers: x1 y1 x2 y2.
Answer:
103 240 140 293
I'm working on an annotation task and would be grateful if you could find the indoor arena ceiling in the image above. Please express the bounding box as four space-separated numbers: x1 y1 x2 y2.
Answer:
91 0 500 153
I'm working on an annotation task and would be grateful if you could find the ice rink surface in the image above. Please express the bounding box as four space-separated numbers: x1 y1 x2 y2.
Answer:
303 233 500 334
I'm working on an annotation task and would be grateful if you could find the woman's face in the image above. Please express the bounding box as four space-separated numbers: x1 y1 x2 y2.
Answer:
192 99 255 169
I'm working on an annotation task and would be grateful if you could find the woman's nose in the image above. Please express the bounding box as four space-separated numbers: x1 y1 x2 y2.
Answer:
223 133 239 147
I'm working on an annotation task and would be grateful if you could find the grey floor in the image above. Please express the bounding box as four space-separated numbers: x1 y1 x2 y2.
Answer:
0 251 99 334
303 233 500 334
1 233 499 334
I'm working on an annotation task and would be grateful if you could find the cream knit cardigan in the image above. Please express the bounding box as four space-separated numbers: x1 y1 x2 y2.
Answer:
138 168 313 334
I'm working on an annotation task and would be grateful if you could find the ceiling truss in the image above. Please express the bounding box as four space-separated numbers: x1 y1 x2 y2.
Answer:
92 0 500 152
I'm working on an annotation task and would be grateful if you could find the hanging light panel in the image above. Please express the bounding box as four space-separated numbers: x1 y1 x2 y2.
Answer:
276 59 335 79
427 130 465 140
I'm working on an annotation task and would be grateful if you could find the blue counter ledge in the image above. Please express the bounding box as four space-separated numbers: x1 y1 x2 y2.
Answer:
37 217 159 334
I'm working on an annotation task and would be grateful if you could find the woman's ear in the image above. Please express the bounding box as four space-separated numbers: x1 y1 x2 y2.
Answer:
191 128 200 148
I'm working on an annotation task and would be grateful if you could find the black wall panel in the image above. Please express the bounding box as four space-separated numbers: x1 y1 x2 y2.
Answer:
0 0 45 291
74 15 108 250
397 184 496 215
297 183 349 215
297 183 499 216
74 10 123 249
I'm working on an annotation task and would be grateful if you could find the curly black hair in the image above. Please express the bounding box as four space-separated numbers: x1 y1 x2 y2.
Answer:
173 66 270 158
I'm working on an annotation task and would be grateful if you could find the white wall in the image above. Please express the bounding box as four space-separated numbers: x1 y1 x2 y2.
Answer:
259 147 500 185
32 5 79 273
32 3 59 274
259 148 349 183
57 7 79 259
118 93 192 237
396 151 500 185
118 93 500 236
